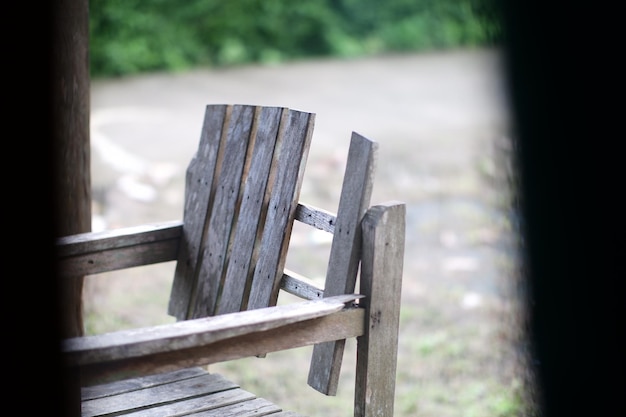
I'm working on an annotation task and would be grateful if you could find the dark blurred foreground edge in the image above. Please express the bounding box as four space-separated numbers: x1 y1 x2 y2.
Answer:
7 2 78 416
13 1 624 416
501 1 624 416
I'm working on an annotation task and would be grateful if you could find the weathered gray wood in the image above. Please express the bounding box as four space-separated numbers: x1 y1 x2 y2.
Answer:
81 367 207 400
186 397 281 417
247 109 315 310
169 104 228 320
192 105 257 317
56 202 335 279
169 105 315 320
65 295 360 366
81 367 311 417
217 107 283 314
72 306 364 387
57 221 182 256
57 222 182 276
308 132 378 395
82 372 238 417
119 388 256 417
54 205 333 279
59 239 179 277
57 106 405 416
280 270 324 300
355 202 405 417
294 202 336 233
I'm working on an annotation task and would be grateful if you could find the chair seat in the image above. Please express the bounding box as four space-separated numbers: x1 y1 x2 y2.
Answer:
81 367 305 417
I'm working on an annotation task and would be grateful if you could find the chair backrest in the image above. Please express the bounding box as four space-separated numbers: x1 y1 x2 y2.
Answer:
168 104 315 320
166 103 379 397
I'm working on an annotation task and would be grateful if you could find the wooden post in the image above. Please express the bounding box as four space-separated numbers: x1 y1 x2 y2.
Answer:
355 202 405 417
51 0 91 339
50 1 90 414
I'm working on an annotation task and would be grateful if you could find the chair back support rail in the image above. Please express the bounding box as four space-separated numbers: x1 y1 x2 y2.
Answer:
58 104 405 417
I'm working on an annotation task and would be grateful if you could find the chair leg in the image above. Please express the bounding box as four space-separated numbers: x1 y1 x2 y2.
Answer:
355 202 405 417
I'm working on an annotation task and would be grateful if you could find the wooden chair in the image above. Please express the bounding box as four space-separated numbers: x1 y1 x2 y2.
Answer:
59 104 405 417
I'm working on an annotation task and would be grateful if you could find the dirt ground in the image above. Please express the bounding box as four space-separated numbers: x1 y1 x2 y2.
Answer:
85 48 534 416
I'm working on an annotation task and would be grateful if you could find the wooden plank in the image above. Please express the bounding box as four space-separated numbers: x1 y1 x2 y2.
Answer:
81 372 238 417
294 202 336 233
58 238 179 277
184 397 281 417
217 107 283 314
247 109 315 310
82 367 207 400
355 202 405 417
191 105 256 318
72 306 364 387
65 295 360 366
279 269 324 300
109 387 256 417
169 104 228 320
56 221 182 257
57 222 182 276
308 132 377 395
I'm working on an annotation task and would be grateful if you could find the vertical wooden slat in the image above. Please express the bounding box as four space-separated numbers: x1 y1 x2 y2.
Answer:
308 132 377 395
168 105 228 320
216 107 283 314
247 109 315 310
192 105 256 318
355 202 405 417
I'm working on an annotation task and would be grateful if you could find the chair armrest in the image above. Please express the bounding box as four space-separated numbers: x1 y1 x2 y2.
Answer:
63 294 364 386
56 220 183 276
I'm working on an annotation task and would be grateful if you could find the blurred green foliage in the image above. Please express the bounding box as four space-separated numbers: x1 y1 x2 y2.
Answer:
90 0 501 78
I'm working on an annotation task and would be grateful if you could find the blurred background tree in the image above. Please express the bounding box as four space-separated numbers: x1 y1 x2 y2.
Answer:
90 0 501 78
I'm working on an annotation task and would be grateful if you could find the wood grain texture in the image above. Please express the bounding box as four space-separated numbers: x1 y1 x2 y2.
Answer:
57 106 405 416
192 105 256 317
308 132 378 395
185 398 281 417
294 202 336 233
247 109 314 310
280 269 324 300
81 367 310 416
57 221 182 257
72 306 364 387
57 222 182 276
82 367 312 417
82 372 238 417
81 367 208 400
117 388 256 417
169 105 315 320
65 295 360 366
169 104 228 319
355 202 405 417
217 107 283 314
